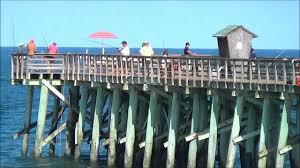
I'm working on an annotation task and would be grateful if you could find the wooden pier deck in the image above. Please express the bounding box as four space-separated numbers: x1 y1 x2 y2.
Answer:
11 53 300 168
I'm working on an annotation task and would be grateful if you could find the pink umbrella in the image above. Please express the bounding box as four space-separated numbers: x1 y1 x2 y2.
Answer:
89 31 117 54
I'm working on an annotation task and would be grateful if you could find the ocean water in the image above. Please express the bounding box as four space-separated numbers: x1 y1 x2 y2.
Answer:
0 47 299 167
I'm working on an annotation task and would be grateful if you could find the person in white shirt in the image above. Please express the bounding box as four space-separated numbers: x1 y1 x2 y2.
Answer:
119 41 130 56
118 41 131 70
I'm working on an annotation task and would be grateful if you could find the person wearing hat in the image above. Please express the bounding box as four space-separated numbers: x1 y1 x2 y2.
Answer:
139 41 154 56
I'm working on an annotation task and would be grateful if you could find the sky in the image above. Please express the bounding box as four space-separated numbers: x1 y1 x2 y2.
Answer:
1 1 299 49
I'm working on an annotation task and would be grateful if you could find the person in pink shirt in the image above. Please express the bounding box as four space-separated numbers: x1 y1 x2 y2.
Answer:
47 42 58 64
48 42 58 54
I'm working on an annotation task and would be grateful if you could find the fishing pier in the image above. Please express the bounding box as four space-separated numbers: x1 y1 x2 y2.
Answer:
10 26 300 168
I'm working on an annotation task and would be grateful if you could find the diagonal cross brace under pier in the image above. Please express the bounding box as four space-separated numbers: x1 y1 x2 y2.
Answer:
41 79 72 109
41 122 67 147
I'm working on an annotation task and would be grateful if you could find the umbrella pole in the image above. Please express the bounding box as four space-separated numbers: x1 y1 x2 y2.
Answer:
102 39 104 55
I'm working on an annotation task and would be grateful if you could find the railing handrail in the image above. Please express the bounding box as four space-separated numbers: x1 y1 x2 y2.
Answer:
11 53 299 62
11 52 300 91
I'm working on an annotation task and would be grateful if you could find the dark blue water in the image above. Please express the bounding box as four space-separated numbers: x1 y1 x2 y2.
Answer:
0 47 299 167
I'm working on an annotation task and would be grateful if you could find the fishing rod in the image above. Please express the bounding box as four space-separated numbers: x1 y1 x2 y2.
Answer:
42 33 48 47
275 49 285 59
268 49 286 66
11 20 16 53
87 39 118 48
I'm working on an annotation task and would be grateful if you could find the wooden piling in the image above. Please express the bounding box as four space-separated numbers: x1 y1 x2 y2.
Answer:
34 85 49 158
245 104 257 167
108 88 122 168
143 90 158 168
21 86 34 158
219 98 230 167
119 99 129 133
65 86 79 156
258 97 271 168
275 98 290 167
134 100 148 168
166 92 180 168
124 88 139 168
226 96 244 167
289 95 300 167
74 85 89 160
137 101 148 132
90 89 97 130
90 86 104 162
207 95 220 168
49 86 61 157
187 92 200 168
152 101 164 168
198 93 208 166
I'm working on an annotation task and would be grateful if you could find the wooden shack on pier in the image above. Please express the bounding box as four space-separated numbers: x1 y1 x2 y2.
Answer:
213 25 258 59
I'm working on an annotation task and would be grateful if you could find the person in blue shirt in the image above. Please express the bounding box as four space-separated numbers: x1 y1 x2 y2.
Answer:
250 47 257 59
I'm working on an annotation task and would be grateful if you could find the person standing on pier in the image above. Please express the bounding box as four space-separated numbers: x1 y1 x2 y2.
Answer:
48 42 58 64
17 42 24 60
139 41 154 74
183 42 194 70
118 41 130 56
250 47 257 59
48 42 58 54
27 39 36 57
139 41 154 56
184 42 193 55
118 40 130 70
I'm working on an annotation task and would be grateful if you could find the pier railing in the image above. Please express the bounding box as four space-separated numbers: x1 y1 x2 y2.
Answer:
11 53 300 91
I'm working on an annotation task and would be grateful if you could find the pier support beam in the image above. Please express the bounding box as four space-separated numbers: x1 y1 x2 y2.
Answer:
198 93 208 166
166 92 180 168
187 92 200 168
258 97 271 167
49 86 61 157
74 85 89 160
21 86 34 158
219 98 230 167
124 88 139 168
275 98 290 167
90 89 97 130
107 88 122 168
34 85 49 158
245 105 257 167
65 86 79 156
134 100 148 168
143 90 158 168
90 86 104 162
226 96 244 168
207 95 220 168
290 96 300 167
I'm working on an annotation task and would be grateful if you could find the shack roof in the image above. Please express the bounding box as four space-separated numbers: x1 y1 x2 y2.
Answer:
212 25 258 38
